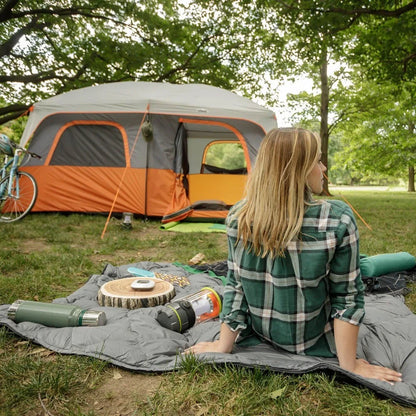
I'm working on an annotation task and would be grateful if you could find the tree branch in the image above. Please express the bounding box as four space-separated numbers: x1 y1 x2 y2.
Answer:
0 0 19 22
155 30 231 82
0 71 59 83
326 0 416 17
155 37 213 81
402 52 416 73
275 0 416 19
1 3 125 27
0 104 31 125
0 103 29 117
54 61 91 95
0 17 49 58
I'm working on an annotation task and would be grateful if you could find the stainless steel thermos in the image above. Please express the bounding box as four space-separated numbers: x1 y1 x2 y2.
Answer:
8 300 106 327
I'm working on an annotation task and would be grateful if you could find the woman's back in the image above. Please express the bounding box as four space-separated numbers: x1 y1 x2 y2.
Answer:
223 199 364 357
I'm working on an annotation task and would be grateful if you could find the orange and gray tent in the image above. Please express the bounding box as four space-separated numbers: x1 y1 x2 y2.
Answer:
19 82 277 222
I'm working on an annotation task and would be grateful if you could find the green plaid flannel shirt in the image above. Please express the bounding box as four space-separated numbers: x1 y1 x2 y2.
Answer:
220 199 365 357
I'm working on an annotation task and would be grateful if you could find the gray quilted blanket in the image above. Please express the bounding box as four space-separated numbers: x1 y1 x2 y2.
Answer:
0 261 415 406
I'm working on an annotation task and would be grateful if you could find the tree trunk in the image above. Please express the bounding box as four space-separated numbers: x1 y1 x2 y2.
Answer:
408 165 415 192
407 123 415 192
98 277 176 309
319 44 331 196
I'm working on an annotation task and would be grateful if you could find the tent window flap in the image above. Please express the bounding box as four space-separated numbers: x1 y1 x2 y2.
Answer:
49 124 126 167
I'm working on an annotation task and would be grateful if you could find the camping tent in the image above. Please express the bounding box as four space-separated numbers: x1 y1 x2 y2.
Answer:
19 82 277 221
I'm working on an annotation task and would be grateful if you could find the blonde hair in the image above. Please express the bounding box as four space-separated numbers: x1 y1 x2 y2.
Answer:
237 128 321 258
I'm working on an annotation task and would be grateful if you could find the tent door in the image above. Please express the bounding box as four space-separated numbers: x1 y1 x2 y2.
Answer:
163 118 250 223
188 139 248 206
161 123 192 222
178 118 250 207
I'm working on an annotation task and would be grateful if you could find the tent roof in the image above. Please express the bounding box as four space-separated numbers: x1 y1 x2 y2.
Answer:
21 82 277 147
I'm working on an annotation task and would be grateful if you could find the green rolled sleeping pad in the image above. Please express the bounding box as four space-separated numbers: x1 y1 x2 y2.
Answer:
359 252 416 277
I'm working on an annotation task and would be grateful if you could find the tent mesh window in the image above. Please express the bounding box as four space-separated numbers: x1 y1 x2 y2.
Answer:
49 124 126 167
201 141 247 174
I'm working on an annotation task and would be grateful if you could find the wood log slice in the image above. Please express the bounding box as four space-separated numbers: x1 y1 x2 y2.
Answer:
98 277 175 309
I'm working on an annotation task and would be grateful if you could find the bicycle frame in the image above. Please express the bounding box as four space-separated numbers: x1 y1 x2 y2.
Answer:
0 144 40 223
0 148 23 199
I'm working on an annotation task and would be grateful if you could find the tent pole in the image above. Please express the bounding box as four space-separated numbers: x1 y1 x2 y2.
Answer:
142 112 153 219
144 139 149 218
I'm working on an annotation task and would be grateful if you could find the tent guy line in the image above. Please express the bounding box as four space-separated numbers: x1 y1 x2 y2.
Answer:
101 104 150 239
323 171 372 231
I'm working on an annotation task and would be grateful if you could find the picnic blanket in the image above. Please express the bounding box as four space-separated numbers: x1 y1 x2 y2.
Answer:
0 261 415 407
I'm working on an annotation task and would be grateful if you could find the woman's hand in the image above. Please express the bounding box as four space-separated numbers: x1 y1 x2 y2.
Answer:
334 319 402 384
184 340 231 355
349 358 402 385
184 323 239 355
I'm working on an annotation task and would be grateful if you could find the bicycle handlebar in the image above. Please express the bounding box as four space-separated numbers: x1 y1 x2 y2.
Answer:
14 145 41 159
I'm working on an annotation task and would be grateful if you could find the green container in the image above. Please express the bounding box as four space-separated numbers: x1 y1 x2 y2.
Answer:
8 300 106 327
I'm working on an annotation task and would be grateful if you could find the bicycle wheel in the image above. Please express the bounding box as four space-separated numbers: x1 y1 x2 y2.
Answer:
0 171 38 222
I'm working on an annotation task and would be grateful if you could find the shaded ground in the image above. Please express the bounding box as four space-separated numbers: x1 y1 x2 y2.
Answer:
82 370 163 416
21 238 51 253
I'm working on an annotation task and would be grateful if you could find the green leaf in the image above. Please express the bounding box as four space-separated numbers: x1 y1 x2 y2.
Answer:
268 386 287 399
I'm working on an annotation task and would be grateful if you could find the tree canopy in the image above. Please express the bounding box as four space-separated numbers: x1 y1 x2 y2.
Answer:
0 0 280 125
2 0 416 189
270 0 416 190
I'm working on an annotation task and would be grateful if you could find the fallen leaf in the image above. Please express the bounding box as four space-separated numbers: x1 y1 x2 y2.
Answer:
188 253 205 265
196 407 209 416
269 386 287 399
113 370 123 380
27 347 48 356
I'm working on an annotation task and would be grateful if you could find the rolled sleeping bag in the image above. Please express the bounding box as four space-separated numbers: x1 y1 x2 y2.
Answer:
359 252 416 277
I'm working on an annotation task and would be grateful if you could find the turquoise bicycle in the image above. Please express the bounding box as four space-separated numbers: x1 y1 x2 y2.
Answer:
0 134 41 222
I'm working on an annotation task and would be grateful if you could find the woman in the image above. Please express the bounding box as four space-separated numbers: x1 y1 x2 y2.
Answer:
186 128 401 384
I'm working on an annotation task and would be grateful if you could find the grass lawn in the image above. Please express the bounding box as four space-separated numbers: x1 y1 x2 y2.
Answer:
0 189 415 415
